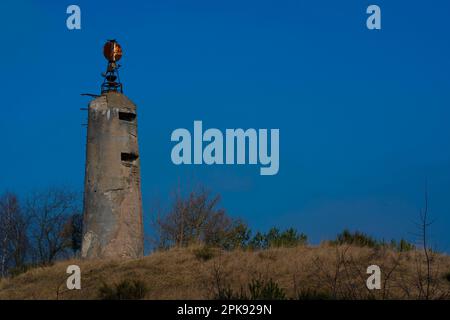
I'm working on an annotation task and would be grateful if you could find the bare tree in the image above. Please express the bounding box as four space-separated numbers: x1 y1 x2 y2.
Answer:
61 213 83 257
410 188 444 299
0 192 17 276
152 188 246 250
26 187 81 265
420 189 432 299
0 192 29 277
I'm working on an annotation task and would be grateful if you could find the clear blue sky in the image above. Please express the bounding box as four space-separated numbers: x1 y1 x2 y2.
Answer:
1 0 449 250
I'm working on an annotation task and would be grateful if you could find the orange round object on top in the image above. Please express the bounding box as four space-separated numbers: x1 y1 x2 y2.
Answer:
103 40 122 62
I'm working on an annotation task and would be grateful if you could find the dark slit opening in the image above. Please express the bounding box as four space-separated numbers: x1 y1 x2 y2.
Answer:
121 152 139 162
119 111 136 122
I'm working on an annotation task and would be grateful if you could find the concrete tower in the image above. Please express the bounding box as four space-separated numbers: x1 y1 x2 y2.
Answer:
81 41 144 259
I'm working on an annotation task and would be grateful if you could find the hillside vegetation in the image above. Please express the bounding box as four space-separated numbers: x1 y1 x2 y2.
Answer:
2 187 448 300
1 244 449 300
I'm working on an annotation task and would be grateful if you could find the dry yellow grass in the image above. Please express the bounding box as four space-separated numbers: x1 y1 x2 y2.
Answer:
0 244 449 300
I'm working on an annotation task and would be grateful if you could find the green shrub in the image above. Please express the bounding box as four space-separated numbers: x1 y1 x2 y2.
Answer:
267 228 307 248
214 285 247 300
216 220 251 250
248 231 266 249
395 238 415 252
213 278 286 300
193 246 215 261
333 229 378 248
332 230 415 251
296 288 334 300
249 228 308 250
247 278 286 300
98 279 148 300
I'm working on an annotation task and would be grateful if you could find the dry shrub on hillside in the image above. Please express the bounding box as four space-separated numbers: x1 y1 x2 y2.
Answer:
98 279 148 300
203 245 450 300
1 244 449 300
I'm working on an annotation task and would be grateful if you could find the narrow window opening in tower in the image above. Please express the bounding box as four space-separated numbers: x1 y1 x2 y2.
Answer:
121 152 139 163
119 111 136 122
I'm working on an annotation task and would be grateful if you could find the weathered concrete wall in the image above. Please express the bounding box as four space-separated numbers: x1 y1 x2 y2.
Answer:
82 92 144 259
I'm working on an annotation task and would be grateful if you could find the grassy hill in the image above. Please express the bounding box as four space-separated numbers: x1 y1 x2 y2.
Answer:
1 244 450 300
